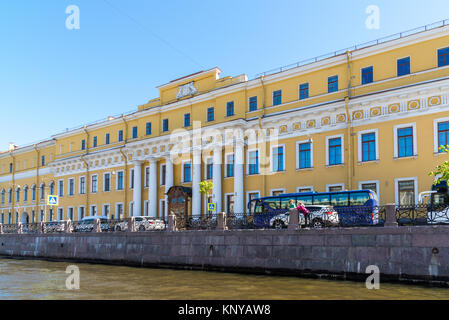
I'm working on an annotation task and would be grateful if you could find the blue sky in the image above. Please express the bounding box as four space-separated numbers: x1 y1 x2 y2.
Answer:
0 0 448 149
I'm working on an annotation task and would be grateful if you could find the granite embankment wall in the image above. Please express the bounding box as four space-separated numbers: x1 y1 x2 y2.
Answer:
1 226 449 285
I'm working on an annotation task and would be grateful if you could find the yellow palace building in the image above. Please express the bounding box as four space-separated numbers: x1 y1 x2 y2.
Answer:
1 21 449 224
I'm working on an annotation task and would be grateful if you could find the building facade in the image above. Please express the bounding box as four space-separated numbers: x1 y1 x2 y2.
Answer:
1 23 449 224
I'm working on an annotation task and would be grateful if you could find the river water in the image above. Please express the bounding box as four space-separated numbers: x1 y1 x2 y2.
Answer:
0 258 448 300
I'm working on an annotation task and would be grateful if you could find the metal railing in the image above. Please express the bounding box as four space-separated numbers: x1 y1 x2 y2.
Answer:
254 19 449 79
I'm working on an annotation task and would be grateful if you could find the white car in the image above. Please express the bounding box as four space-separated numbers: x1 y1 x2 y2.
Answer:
270 205 340 229
114 216 165 231
74 216 109 232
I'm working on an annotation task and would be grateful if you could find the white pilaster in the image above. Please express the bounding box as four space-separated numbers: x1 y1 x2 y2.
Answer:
213 146 222 213
164 156 174 217
132 160 143 217
192 149 202 215
234 140 245 213
149 158 158 218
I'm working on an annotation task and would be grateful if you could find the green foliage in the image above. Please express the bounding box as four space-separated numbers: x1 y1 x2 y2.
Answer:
199 181 213 196
429 145 449 185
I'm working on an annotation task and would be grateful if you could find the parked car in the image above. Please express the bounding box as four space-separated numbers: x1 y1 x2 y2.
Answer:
74 216 109 232
114 216 165 231
44 221 66 233
269 205 339 229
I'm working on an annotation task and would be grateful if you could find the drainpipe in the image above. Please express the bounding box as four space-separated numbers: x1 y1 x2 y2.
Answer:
82 126 90 215
258 75 267 197
345 51 353 191
34 144 39 220
121 115 128 143
119 148 128 219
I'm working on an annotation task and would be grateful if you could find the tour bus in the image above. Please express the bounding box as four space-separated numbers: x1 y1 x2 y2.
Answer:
416 180 449 225
248 189 380 228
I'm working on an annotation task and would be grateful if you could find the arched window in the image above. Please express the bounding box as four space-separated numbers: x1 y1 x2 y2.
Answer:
15 187 20 203
1 189 5 205
49 182 55 196
31 185 36 202
23 186 28 203
40 183 45 200
8 189 12 204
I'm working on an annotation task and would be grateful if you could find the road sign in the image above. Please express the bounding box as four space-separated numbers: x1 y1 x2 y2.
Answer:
207 203 216 212
47 195 59 206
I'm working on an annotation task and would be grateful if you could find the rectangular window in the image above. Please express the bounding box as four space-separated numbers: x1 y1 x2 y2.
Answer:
105 133 110 145
91 205 97 217
206 158 213 180
9 163 12 173
58 208 63 221
361 66 373 85
132 126 138 139
162 119 169 132
161 165 166 185
130 169 134 189
68 208 74 221
118 130 123 142
398 180 415 206
438 47 449 67
273 90 282 106
104 173 111 192
299 83 309 100
183 163 191 183
328 75 338 93
69 178 75 196
117 171 124 190
361 183 377 195
397 57 410 76
398 127 414 158
272 146 284 172
145 167 149 187
226 154 234 178
41 156 45 166
249 150 259 175
80 177 86 194
81 139 86 150
329 138 342 165
145 122 152 135
226 101 234 117
207 107 214 122
103 204 110 217
184 113 190 127
328 185 343 192
249 96 257 112
91 175 98 193
93 136 97 148
361 132 376 162
298 143 311 169
226 194 234 214
438 121 449 151
58 180 64 197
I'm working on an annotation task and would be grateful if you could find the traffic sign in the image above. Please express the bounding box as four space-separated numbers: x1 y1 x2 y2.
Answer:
47 195 59 206
207 203 216 212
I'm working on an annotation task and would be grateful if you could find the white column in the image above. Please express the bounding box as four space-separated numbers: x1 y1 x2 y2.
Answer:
149 158 158 218
132 160 143 217
213 146 222 213
164 156 174 217
192 149 202 215
234 140 245 213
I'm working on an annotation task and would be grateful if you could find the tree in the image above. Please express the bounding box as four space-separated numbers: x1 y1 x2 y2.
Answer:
429 145 449 185
199 181 213 196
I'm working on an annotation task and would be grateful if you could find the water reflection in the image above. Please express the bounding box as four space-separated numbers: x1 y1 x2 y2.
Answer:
0 258 448 300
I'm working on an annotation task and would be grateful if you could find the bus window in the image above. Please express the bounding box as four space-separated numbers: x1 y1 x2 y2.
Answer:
432 194 449 207
297 195 313 205
281 198 292 209
254 201 264 214
313 194 330 205
264 198 281 210
350 192 370 206
331 193 349 206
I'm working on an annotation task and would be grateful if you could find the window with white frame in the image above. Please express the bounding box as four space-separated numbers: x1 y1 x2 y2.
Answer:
68 178 75 196
326 184 345 192
359 181 380 202
144 166 149 187
144 200 149 216
225 154 234 178
357 129 379 163
68 207 74 221
326 135 344 166
103 173 111 192
247 149 259 175
160 164 166 186
297 186 314 193
103 204 110 217
160 199 166 219
116 203 124 220
434 117 449 153
271 189 285 196
395 178 418 206
57 208 63 220
78 206 85 221
296 140 313 169
90 205 97 216
129 169 134 189
182 161 192 183
394 123 417 159
117 171 124 190
247 191 260 213
129 202 134 217
205 158 213 180
79 176 86 195
271 145 285 172
91 175 98 193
